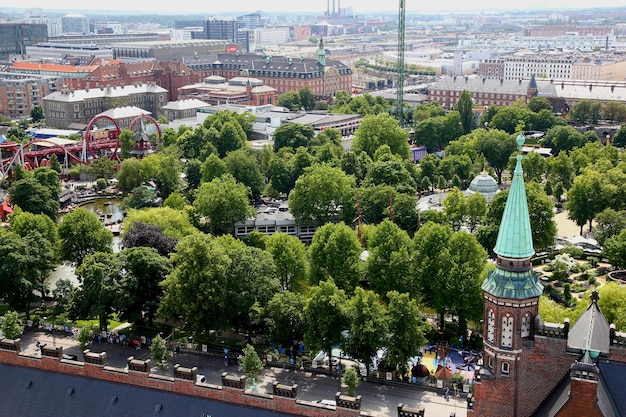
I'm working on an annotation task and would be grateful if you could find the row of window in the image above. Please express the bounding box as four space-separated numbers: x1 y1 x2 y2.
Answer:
486 309 532 348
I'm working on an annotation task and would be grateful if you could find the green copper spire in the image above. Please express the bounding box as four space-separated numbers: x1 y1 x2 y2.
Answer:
493 133 535 259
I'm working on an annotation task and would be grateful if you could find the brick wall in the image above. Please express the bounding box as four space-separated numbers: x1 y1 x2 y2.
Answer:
471 336 572 417
555 378 602 417
0 349 362 417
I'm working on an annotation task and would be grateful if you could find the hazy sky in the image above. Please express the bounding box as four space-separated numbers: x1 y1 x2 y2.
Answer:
3 0 626 14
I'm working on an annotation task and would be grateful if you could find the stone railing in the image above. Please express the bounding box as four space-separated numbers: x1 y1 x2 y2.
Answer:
335 392 361 410
0 338 21 351
535 318 569 338
173 364 197 381
221 372 246 389
83 350 107 365
41 344 63 359
397 403 425 417
273 382 298 398
127 356 150 372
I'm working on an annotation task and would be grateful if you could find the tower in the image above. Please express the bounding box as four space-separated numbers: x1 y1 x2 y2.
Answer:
526 74 538 102
475 133 543 417
317 38 326 67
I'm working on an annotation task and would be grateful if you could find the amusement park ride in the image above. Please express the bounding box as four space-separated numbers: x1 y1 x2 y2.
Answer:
0 114 162 180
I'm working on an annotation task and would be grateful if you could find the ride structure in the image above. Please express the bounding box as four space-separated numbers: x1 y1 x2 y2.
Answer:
0 114 161 180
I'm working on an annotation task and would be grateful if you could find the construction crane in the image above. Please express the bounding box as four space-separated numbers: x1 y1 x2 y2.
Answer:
396 0 406 127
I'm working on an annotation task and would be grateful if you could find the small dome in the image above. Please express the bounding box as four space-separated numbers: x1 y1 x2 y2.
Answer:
468 173 499 201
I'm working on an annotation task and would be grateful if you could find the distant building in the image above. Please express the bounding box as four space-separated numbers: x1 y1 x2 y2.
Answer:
236 13 262 30
0 23 48 59
111 39 229 61
428 75 626 110
61 14 89 35
177 76 277 107
23 43 113 61
161 98 211 122
187 40 352 99
43 82 167 129
0 72 58 119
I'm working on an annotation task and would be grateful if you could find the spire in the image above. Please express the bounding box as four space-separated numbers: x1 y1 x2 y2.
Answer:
494 133 534 259
317 37 326 67
482 133 542 300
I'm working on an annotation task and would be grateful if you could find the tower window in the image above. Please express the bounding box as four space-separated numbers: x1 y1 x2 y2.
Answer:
502 361 510 375
501 314 513 348
488 356 493 369
487 309 495 343
521 313 531 338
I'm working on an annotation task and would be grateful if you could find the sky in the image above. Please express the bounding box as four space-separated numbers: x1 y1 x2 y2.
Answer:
2 0 626 15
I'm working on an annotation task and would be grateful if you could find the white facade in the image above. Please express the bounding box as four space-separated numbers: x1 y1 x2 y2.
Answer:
252 27 290 49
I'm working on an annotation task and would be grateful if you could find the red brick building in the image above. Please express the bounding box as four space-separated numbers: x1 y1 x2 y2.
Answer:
469 134 626 417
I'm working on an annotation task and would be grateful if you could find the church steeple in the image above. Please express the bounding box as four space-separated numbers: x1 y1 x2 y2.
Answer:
482 134 543 300
317 37 326 67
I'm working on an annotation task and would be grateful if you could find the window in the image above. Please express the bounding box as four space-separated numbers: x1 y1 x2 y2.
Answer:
521 313 531 338
487 309 495 343
501 314 513 348
501 361 510 375
487 356 493 369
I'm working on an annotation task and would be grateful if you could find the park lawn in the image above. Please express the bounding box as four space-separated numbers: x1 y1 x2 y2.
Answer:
75 318 123 330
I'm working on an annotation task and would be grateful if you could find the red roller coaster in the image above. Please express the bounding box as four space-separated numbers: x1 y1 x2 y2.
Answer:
0 114 161 179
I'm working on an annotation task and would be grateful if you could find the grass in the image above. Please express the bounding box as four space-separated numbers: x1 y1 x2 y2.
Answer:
74 319 124 330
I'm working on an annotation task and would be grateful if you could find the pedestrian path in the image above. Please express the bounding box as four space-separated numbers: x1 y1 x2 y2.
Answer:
17 329 467 417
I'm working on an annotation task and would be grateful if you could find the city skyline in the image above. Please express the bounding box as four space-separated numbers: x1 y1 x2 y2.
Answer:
2 0 626 15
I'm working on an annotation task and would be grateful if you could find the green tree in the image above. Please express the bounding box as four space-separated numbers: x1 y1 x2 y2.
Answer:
288 164 356 227
543 125 586 155
309 222 362 294
201 153 228 183
304 279 348 368
123 207 198 239
598 283 626 331
593 208 626 246
0 311 23 340
184 159 202 190
9 210 58 258
58 208 113 265
30 105 44 123
277 91 302 111
344 287 388 375
89 157 116 180
239 344 264 389
159 233 232 334
299 86 316 111
569 99 602 125
8 177 59 221
193 174 255 235
455 90 474 135
272 123 315 152
266 232 308 292
122 186 157 210
115 247 172 325
547 152 575 190
527 97 553 113
466 192 487 233
352 113 410 159
140 151 181 199
565 169 606 235
342 367 360 396
522 151 548 183
414 117 443 152
163 192 186 210
47 154 62 173
385 291 427 376
604 229 626 269
476 129 517 184
77 326 93 351
361 154 416 195
223 148 264 200
117 158 143 192
489 106 532 134
75 252 122 331
442 187 467 231
602 102 626 123
366 220 414 298
213 121 248 158
263 291 306 346
150 334 170 370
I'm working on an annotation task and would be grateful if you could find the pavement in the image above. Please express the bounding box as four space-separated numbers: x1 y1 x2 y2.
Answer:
19 328 468 417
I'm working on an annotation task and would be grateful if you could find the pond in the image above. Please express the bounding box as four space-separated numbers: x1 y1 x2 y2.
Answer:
45 198 124 295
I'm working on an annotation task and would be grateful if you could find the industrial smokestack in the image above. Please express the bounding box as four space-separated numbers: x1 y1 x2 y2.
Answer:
333 0 336 15
338 0 341 15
